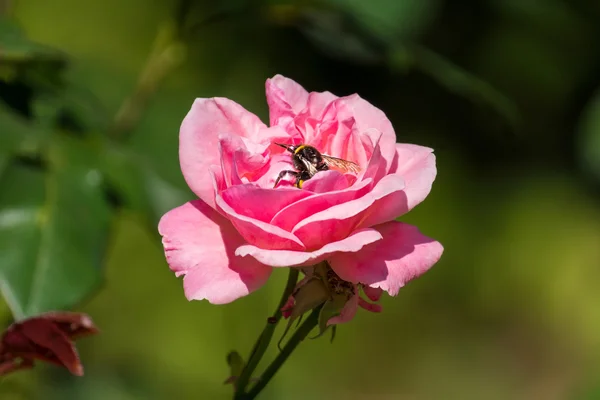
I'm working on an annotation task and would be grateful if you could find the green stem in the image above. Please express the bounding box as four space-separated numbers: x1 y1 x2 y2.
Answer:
234 268 299 398
243 307 321 399
108 0 194 140
108 25 185 139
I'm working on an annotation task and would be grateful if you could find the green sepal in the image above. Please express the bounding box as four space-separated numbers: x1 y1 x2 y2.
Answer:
313 294 349 340
224 351 248 387
226 351 245 378
330 325 337 344
277 277 328 350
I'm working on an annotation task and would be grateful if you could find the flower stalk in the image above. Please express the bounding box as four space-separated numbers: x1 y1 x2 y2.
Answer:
233 268 299 398
109 22 186 139
157 73 444 399
243 306 321 399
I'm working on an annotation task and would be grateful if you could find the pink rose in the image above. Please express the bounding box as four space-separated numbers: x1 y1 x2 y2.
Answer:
159 75 443 306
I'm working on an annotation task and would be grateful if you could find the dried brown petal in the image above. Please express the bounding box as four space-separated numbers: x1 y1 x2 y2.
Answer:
0 311 99 377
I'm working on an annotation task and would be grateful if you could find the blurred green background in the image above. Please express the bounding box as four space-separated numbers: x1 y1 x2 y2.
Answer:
1 0 600 399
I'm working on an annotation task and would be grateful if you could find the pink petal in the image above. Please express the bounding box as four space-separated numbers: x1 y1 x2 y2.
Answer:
362 286 382 302
179 98 267 209
235 228 382 267
358 297 382 313
353 186 408 231
281 275 314 319
323 94 397 173
318 103 370 168
281 295 295 318
267 75 340 120
329 118 367 166
218 134 266 187
220 183 312 223
291 174 404 249
254 125 293 146
327 293 358 326
158 200 272 304
252 153 295 188
359 132 386 184
266 75 338 141
270 178 373 232
215 193 305 251
356 144 437 229
304 91 339 121
300 170 350 193
389 143 437 212
266 75 309 123
329 221 443 296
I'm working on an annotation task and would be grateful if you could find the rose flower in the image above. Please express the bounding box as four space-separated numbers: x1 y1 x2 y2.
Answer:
159 75 443 320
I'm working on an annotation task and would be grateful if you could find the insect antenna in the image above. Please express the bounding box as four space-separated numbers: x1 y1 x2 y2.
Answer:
274 143 293 153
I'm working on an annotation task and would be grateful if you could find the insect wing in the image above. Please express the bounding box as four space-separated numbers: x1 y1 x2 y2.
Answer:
321 155 361 173
301 157 319 176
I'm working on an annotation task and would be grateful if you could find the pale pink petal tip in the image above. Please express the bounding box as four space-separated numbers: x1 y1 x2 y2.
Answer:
392 144 438 212
234 228 383 267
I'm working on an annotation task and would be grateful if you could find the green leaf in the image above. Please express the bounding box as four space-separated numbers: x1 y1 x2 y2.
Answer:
100 145 191 226
578 86 600 184
0 16 64 62
0 104 46 155
573 381 600 400
143 167 192 226
298 9 382 64
0 152 9 180
60 83 111 133
25 73 110 136
98 146 153 214
30 76 112 134
1 17 67 112
0 159 112 319
51 133 190 233
226 351 245 379
389 44 519 128
323 0 441 42
298 0 440 61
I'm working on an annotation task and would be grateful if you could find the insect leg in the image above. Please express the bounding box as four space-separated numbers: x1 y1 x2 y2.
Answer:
274 170 300 188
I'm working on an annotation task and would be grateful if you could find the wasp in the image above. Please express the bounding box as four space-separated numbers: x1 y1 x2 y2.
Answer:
273 143 361 188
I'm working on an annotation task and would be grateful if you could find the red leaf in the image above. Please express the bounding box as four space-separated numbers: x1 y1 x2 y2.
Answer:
0 311 99 377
